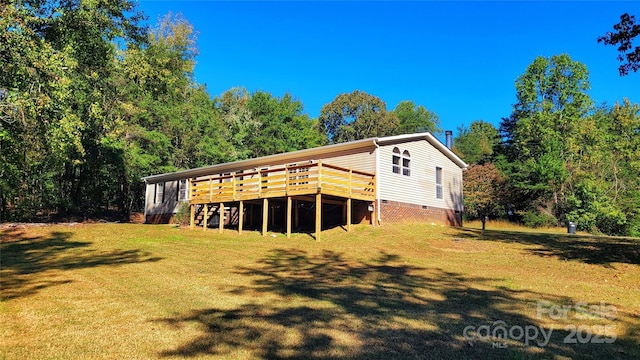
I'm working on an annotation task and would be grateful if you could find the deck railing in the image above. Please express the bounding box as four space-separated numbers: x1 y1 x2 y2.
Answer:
189 161 375 204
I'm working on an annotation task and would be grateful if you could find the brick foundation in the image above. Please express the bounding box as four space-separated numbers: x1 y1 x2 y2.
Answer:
379 200 462 227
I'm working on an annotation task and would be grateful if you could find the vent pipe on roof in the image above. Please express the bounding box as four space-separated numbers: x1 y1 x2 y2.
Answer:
445 130 453 150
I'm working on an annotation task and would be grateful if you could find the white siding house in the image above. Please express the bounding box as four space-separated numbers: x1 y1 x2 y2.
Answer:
143 133 467 231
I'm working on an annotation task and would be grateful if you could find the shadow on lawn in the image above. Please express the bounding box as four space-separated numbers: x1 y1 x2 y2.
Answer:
155 249 638 359
454 228 640 266
0 229 163 300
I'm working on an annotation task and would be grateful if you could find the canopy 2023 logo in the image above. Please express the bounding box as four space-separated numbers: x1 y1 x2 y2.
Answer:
462 301 618 348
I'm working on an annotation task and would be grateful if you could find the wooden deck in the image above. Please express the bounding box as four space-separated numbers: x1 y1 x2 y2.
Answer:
190 161 375 204
188 161 376 240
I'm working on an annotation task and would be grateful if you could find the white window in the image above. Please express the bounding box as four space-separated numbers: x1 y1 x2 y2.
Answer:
392 147 401 174
393 148 411 176
436 167 443 199
154 182 164 204
177 179 187 201
402 150 411 176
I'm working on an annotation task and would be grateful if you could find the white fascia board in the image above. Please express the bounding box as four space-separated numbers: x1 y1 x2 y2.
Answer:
375 132 468 170
143 138 377 183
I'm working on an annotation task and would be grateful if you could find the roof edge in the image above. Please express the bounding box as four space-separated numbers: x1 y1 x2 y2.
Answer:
143 132 468 183
143 138 377 183
375 132 468 169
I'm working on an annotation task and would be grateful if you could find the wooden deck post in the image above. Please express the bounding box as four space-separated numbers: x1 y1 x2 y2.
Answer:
262 198 268 236
232 173 236 200
316 161 322 241
208 176 213 202
286 196 292 238
257 169 262 198
346 198 352 232
285 164 289 195
219 202 224 234
238 200 244 235
189 204 195 229
315 193 321 241
203 204 208 231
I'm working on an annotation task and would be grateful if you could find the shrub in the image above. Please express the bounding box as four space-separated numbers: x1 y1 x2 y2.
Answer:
521 211 557 228
174 201 190 226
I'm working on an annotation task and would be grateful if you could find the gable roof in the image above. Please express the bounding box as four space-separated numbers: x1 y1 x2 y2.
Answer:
143 132 467 183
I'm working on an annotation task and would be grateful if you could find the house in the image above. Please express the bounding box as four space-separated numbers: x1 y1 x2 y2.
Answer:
142 132 467 239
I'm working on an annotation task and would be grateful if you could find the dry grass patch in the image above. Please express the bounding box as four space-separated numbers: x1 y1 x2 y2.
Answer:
1 222 639 359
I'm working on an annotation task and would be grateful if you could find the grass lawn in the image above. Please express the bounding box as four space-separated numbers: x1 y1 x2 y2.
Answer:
1 222 639 359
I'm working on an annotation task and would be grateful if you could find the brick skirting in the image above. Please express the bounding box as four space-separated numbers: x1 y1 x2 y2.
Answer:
380 200 462 227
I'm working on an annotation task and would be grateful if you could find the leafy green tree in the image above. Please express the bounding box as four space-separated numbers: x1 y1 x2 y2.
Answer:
453 121 499 165
319 90 398 143
463 163 505 230
247 91 324 158
391 100 441 135
115 13 231 212
499 54 593 224
215 88 323 160
598 13 640 75
0 0 145 219
567 100 640 235
215 87 259 161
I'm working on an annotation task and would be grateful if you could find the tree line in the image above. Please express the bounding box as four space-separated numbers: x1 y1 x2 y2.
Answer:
1 2 639 237
0 2 440 222
458 55 639 236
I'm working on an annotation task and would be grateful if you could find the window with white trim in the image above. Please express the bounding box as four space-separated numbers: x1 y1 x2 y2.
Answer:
402 150 411 176
154 182 164 204
177 179 187 201
392 147 401 174
436 167 443 199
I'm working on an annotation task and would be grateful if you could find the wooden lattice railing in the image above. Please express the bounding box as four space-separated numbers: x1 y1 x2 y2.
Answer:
189 161 375 204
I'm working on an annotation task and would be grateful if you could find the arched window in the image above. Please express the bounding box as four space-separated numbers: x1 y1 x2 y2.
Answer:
392 147 401 174
402 150 411 176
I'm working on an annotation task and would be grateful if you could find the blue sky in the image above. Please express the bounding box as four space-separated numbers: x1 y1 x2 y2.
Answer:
137 1 639 137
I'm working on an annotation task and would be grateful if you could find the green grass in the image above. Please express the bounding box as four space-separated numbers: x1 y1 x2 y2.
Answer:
1 222 639 359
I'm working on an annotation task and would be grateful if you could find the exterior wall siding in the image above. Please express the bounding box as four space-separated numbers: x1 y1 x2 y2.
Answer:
144 179 189 217
377 140 463 212
191 146 377 181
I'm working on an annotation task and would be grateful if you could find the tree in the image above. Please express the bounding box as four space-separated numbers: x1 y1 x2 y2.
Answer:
115 13 232 212
498 54 593 226
567 100 640 235
463 164 505 230
246 91 325 158
215 87 259 161
391 101 441 135
215 89 324 160
0 0 145 220
452 121 499 165
598 13 640 75
319 90 398 143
